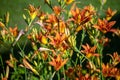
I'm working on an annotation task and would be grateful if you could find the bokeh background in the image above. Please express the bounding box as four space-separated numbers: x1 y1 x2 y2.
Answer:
0 0 120 29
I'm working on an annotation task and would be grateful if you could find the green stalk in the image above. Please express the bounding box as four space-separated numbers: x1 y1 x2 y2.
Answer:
75 29 86 65
62 67 66 80
50 71 56 80
57 71 60 80
74 47 94 67
79 29 86 50
98 44 104 80
0 56 5 76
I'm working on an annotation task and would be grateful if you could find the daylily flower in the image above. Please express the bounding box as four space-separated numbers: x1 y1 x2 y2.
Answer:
106 8 117 20
65 65 82 79
65 67 75 79
37 34 48 44
53 6 61 15
97 37 109 46
102 63 119 77
41 51 48 60
28 4 39 20
70 5 94 25
93 18 116 33
107 52 120 66
9 26 18 37
81 44 99 58
37 11 46 21
45 14 58 26
64 0 74 5
48 31 66 48
84 5 95 14
59 21 66 33
76 73 99 80
49 54 68 71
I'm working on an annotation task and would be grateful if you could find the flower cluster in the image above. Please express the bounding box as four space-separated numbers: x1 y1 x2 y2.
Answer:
0 0 120 80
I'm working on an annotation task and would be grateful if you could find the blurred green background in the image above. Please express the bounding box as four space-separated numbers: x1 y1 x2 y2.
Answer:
0 0 120 29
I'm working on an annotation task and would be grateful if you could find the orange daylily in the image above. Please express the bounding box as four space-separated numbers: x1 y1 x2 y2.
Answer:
41 51 48 60
102 63 120 77
36 33 48 44
49 54 68 71
59 21 66 33
81 43 99 58
28 4 39 20
84 5 95 15
94 18 116 33
70 6 94 25
64 0 74 5
106 8 117 20
98 37 109 46
37 12 46 20
107 52 120 66
9 26 18 37
2 77 7 80
45 14 58 26
75 73 99 80
65 65 99 80
53 6 61 15
48 31 66 48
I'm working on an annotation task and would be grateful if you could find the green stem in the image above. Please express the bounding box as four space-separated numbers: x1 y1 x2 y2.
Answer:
79 29 86 50
57 71 60 80
62 67 66 80
50 71 56 80
74 47 94 66
98 45 103 79
75 29 86 65
0 56 5 76
16 43 25 58
25 68 27 80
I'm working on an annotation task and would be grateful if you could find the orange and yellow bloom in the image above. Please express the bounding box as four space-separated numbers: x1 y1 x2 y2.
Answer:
49 54 68 71
81 43 99 58
94 18 116 33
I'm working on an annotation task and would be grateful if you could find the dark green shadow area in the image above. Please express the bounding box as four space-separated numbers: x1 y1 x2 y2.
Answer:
0 0 120 29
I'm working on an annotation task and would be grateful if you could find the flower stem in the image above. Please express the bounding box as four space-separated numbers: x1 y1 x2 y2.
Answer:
50 71 56 80
0 56 5 76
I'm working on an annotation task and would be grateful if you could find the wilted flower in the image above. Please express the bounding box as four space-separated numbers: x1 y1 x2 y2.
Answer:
65 67 75 79
22 58 39 75
107 52 120 66
0 21 5 28
6 54 18 68
97 37 110 46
